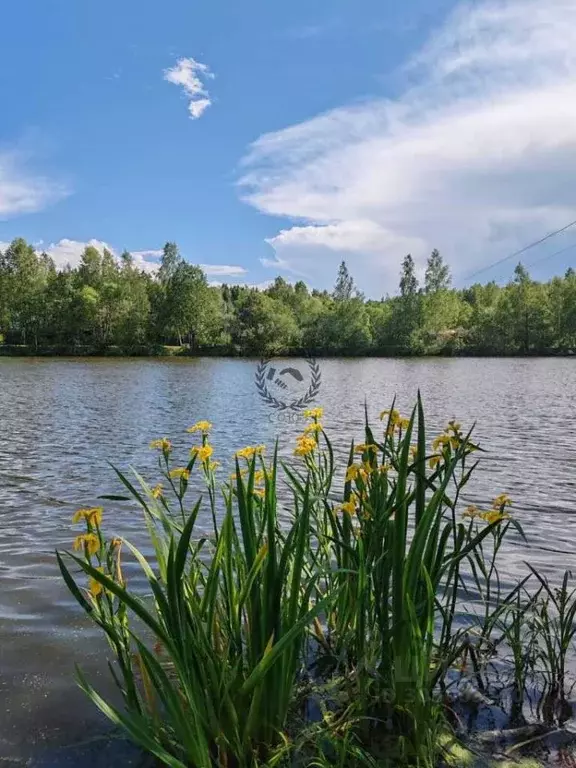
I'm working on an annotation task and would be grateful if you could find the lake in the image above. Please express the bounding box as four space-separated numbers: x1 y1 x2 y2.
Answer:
1 356 575 765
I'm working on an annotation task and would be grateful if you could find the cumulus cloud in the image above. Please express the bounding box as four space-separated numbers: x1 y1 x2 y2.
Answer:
0 150 67 219
164 57 214 120
40 239 159 274
43 239 112 269
131 248 163 261
32 240 248 279
239 0 576 295
131 249 163 272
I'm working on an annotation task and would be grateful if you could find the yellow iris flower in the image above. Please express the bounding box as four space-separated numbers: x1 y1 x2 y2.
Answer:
492 493 512 508
149 438 172 453
169 467 190 481
73 533 100 556
186 421 212 434
89 567 105 598
481 510 510 525
432 435 450 451
345 464 360 482
428 454 442 469
354 443 379 454
294 435 316 457
190 444 214 462
72 507 103 526
338 500 356 515
235 445 266 460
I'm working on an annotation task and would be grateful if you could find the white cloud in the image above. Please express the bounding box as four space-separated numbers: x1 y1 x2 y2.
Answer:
164 57 214 120
131 253 161 274
200 264 247 276
127 256 246 277
267 221 424 258
188 98 212 120
27 240 248 279
42 239 159 274
131 249 163 273
131 248 163 260
239 0 576 295
0 150 67 219
128 253 246 277
42 239 112 269
247 280 274 291
209 279 273 291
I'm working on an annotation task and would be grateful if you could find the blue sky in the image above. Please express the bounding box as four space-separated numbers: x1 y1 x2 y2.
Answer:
1 0 576 296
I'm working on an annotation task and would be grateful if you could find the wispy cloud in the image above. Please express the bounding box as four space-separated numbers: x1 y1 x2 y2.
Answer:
130 253 246 277
240 0 576 294
0 149 68 220
209 279 272 290
201 264 247 277
164 57 214 120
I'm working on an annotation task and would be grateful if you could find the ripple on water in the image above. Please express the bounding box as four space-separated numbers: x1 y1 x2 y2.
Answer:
0 356 575 761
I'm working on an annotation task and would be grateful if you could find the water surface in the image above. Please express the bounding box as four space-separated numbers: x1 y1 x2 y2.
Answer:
1 357 575 764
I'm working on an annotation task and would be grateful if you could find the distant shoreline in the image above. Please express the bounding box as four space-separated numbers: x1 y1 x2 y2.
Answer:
1 344 574 359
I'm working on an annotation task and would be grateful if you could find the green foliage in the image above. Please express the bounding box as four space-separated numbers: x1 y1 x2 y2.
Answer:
424 249 451 294
390 255 423 352
58 401 532 767
59 444 328 767
314 297 373 352
165 262 223 347
0 238 54 347
333 260 356 302
0 239 575 355
231 290 300 355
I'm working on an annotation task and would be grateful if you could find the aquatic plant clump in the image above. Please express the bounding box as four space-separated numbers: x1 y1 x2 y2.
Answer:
57 398 573 767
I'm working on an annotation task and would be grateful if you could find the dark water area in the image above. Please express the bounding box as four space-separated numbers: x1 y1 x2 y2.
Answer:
1 356 575 765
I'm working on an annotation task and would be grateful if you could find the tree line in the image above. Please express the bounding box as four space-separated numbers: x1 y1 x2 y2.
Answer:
1 237 576 356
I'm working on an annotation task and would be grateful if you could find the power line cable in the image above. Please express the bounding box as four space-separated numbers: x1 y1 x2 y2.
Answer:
464 218 576 281
526 240 576 269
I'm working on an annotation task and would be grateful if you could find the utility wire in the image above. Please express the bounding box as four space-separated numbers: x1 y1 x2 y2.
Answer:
526 240 576 269
464 218 576 281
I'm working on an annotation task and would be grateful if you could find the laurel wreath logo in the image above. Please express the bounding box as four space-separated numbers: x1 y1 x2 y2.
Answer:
255 358 321 411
